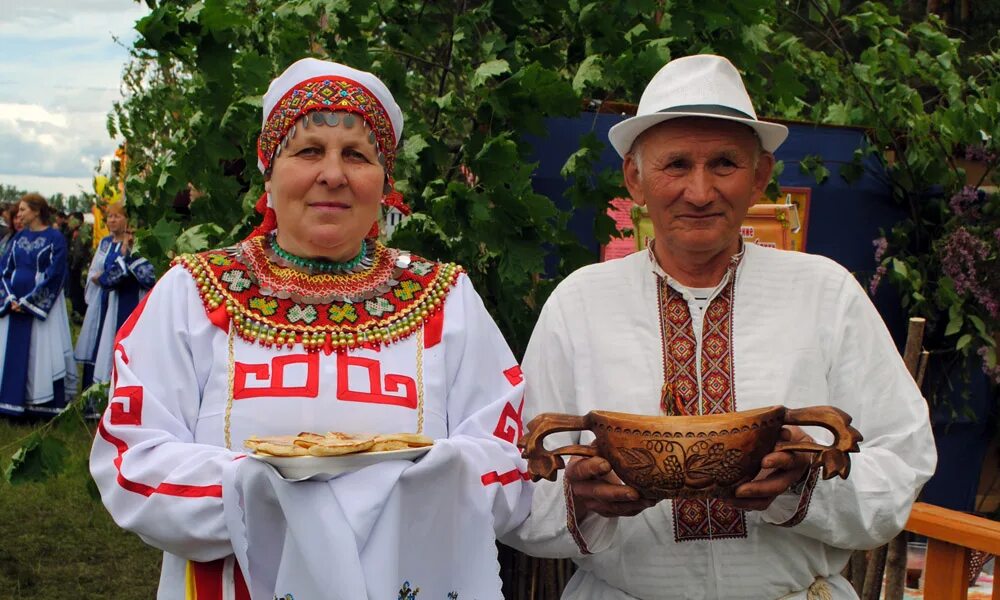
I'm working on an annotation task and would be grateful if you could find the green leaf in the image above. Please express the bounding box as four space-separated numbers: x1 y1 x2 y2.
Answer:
956 333 973 351
798 155 830 184
625 23 648 43
967 315 988 336
432 91 456 111
807 4 824 23
402 134 429 164
891 258 908 279
147 218 183 255
572 55 603 94
5 435 69 485
944 312 963 336
472 59 510 88
176 223 225 254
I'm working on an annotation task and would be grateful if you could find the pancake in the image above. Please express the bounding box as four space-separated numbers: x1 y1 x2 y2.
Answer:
244 435 310 457
369 439 410 452
291 432 327 449
372 433 434 448
246 431 431 457
306 433 376 456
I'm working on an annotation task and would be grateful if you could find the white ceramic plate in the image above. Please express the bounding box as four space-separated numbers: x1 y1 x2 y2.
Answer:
247 446 432 482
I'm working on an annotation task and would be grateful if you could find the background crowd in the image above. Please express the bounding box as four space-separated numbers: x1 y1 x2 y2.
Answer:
0 192 153 419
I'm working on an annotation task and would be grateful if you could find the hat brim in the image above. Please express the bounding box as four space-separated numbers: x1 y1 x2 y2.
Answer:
607 112 789 158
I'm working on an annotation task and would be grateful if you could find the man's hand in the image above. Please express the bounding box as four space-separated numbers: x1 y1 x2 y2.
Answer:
725 425 814 511
566 455 658 521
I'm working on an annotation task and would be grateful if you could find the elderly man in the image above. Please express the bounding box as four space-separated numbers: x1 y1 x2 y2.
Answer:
505 55 936 599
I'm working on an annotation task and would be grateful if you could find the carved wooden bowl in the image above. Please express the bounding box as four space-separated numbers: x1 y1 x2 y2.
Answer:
520 405 862 500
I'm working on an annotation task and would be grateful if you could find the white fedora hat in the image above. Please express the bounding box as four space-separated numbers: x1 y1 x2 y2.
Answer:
607 54 788 158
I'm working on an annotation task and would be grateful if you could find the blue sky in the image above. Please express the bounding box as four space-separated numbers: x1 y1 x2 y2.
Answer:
0 0 149 196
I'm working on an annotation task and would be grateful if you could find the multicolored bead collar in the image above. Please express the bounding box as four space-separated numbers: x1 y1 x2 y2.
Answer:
174 237 463 353
257 76 397 174
268 234 370 274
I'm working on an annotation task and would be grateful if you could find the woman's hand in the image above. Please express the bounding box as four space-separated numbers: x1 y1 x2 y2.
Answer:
10 301 20 313
725 425 814 511
566 454 658 521
122 231 134 254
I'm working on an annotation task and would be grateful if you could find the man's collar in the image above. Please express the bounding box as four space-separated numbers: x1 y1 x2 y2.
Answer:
645 238 747 281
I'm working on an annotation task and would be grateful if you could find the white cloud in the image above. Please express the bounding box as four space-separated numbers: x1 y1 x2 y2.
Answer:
0 0 149 184
0 103 69 128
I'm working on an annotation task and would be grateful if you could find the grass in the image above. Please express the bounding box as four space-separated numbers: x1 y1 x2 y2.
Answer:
0 414 161 598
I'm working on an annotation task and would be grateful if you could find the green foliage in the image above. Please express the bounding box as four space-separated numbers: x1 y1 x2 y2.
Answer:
111 0 782 356
798 154 830 184
0 183 94 212
775 1 1000 400
4 382 109 486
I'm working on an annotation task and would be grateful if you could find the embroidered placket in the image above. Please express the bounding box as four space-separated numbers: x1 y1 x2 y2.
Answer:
658 266 748 542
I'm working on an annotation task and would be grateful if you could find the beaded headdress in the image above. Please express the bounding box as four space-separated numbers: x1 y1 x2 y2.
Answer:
250 58 406 238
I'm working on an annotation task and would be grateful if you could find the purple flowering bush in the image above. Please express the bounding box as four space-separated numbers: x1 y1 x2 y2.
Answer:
873 185 999 387
778 3 1000 397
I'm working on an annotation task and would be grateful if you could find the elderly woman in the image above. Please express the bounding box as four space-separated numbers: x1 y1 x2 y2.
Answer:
74 203 156 390
0 193 76 416
90 58 531 599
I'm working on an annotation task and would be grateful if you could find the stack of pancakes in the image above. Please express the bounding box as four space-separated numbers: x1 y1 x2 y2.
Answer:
245 431 433 457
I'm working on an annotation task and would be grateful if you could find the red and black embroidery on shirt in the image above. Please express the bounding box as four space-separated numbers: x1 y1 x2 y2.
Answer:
657 259 748 542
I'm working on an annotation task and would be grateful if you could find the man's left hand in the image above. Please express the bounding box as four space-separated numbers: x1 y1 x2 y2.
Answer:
725 425 814 511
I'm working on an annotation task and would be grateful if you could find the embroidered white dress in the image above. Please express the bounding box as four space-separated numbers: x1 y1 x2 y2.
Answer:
506 243 936 600
0 228 76 415
90 239 531 600
75 235 156 387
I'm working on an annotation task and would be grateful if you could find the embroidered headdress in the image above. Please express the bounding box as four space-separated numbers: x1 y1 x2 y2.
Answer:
251 58 405 237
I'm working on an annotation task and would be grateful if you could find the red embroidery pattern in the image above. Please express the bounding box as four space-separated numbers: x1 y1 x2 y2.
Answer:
242 236 398 302
492 398 524 444
258 76 396 173
774 465 821 528
109 386 143 426
480 468 530 486
335 352 417 408
233 353 320 400
174 238 463 353
659 268 747 542
97 420 223 498
503 365 524 386
563 474 592 554
672 497 746 542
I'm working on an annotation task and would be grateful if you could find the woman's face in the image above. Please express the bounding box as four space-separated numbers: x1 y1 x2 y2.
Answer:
17 202 39 229
106 210 127 235
266 111 385 262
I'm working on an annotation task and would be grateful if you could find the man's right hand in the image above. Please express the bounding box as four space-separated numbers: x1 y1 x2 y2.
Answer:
566 455 658 521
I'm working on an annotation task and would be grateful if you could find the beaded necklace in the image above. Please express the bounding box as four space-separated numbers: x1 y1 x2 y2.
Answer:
269 233 367 273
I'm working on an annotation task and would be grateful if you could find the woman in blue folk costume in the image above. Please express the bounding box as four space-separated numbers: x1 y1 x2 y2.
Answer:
0 193 77 417
75 202 156 390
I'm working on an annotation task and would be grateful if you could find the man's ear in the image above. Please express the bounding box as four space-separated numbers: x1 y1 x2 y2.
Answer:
623 153 646 207
753 152 776 197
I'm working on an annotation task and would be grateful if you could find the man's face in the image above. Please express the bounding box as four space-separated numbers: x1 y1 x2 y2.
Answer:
623 118 774 259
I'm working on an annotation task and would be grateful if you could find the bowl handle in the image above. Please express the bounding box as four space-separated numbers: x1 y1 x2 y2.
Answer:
774 406 864 480
519 413 597 482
